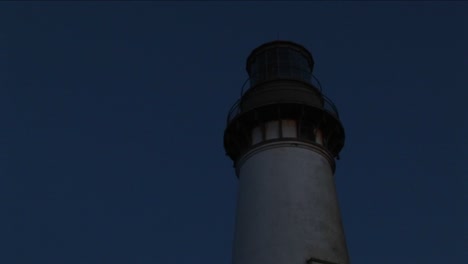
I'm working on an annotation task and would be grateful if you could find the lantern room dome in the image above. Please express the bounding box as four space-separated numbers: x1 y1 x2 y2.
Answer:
246 41 315 87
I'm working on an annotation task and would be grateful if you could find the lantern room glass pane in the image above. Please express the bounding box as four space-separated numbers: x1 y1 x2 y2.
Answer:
249 47 311 86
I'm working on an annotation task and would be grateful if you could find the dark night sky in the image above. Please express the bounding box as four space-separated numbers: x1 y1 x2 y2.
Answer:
1 2 466 263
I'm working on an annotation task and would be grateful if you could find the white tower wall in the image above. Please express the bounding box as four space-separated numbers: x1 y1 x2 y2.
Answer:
233 141 349 264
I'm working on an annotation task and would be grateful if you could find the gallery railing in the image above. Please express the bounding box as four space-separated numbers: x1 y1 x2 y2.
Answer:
227 74 340 124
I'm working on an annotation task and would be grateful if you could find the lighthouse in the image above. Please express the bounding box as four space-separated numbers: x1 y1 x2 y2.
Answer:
223 41 349 264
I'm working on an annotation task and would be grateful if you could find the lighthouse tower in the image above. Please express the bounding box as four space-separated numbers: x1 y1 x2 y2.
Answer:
224 41 349 264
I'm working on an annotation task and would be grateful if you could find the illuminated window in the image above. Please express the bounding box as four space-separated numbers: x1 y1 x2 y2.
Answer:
281 120 297 138
315 128 324 145
265 121 280 140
